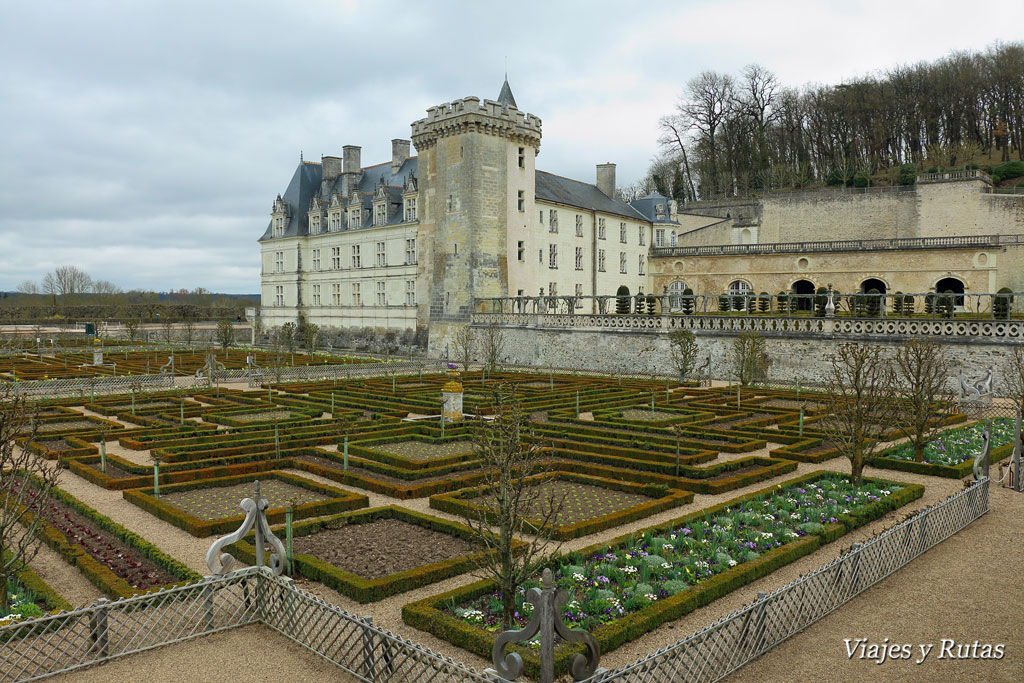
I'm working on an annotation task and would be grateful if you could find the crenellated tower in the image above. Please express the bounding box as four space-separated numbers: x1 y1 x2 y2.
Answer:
410 80 541 353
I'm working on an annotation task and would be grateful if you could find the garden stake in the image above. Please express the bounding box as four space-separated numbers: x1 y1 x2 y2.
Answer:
737 384 741 408
666 379 670 401
179 400 184 426
331 393 335 416
274 423 280 458
675 436 680 477
392 372 396 393
799 407 804 436
285 503 294 576
153 461 160 498
343 434 348 470
131 390 135 415
269 385 272 402
440 414 445 439
575 390 580 418
651 391 655 419
796 378 801 400
549 370 553 391
100 438 106 474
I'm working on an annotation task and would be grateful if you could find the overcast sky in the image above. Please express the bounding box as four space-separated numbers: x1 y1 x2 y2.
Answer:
2 1 1021 294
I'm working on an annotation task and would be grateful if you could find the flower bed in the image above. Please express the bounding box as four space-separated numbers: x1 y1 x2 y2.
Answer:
404 471 924 679
122 471 368 537
429 471 692 541
226 506 505 603
0 553 72 628
874 418 1017 478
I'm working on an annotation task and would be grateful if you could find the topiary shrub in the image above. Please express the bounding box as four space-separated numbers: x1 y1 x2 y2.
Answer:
776 292 788 314
865 288 881 316
937 290 955 319
814 287 828 317
903 293 915 315
718 295 730 313
681 288 694 315
994 287 1013 319
892 291 904 316
757 292 770 313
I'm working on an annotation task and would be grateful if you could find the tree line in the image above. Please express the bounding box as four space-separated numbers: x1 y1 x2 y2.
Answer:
628 42 1024 201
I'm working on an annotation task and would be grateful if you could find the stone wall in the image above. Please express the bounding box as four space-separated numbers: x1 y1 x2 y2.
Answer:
481 322 1021 395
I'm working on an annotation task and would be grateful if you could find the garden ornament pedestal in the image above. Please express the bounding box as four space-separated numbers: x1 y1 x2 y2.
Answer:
442 374 464 423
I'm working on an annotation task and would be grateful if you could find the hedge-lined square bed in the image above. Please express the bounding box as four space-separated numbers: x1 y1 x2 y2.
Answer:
372 439 475 461
873 418 1017 477
405 471 924 679
430 472 692 540
123 471 368 537
226 506 498 602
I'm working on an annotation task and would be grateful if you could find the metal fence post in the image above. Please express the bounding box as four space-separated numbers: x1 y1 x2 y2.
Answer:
90 597 110 659
362 616 377 682
847 542 863 595
202 578 215 631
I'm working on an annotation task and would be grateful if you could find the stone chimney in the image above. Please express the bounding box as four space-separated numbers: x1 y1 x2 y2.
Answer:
391 139 411 175
343 145 361 174
596 163 616 198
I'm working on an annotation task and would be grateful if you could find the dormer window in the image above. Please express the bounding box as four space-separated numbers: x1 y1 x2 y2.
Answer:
404 197 417 222
273 216 284 238
374 202 387 226
328 210 342 232
349 206 361 228
655 203 666 219
310 214 321 234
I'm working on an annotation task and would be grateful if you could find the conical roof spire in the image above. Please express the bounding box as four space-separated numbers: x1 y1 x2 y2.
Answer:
497 77 517 109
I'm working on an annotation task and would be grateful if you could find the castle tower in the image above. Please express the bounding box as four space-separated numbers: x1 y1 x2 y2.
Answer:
410 80 542 354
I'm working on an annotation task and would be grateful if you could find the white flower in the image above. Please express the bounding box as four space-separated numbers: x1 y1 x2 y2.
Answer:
644 593 658 601
662 543 674 551
790 513 800 520
727 559 737 567
572 573 585 582
661 562 672 569
623 565 638 574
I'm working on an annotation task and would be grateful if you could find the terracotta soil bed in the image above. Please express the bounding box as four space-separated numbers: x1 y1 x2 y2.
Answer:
41 492 178 590
295 454 483 485
762 399 823 410
700 464 766 482
291 518 480 580
230 410 297 423
37 439 76 452
371 440 474 460
35 420 98 433
714 413 771 427
161 480 328 521
81 460 136 479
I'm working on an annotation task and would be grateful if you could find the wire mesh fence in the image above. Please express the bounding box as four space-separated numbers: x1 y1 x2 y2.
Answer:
582 477 990 683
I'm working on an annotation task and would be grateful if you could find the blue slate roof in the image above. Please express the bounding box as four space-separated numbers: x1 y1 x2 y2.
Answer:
629 192 679 224
535 171 648 221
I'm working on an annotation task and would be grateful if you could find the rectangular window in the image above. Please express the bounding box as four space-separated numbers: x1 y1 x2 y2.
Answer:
374 203 387 226
352 282 361 306
655 229 665 247
549 282 557 297
331 283 341 305
539 209 544 224
575 214 583 237
575 283 583 298
376 281 386 306
619 251 627 274
517 190 524 212
331 247 341 270
404 198 417 221
312 284 321 306
518 147 525 168
274 285 284 306
311 248 321 271
376 241 386 267
598 249 605 272
598 217 606 240
274 217 284 238
274 251 284 273
638 226 646 246
575 247 583 271
310 215 320 234
638 254 646 275
539 249 543 264
350 207 360 227
405 280 415 306
517 240 525 262
619 222 627 244
405 238 416 264
351 245 361 268
549 209 558 233
548 244 557 269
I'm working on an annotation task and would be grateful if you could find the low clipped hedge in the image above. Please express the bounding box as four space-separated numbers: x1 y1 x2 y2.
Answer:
292 457 490 500
873 441 1014 478
122 470 369 537
66 452 287 490
226 506 506 603
429 471 692 541
404 470 925 679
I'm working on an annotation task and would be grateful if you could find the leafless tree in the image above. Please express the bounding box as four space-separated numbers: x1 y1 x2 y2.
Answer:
819 344 900 483
453 325 474 371
668 329 700 381
893 339 952 461
1003 345 1024 418
216 319 235 352
1 385 60 612
182 315 196 346
461 386 565 628
481 324 506 372
160 318 174 343
731 332 769 386
16 281 38 296
124 318 140 342
52 265 92 304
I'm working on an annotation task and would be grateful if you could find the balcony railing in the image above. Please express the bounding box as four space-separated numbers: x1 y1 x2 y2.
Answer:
651 233 1024 258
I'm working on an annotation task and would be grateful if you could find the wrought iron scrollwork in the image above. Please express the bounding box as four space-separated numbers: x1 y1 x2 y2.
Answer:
488 568 600 683
205 480 286 575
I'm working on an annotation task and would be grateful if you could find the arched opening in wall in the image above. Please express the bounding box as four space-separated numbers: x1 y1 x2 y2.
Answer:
935 277 965 310
668 280 689 311
859 278 887 294
727 280 751 311
615 285 631 314
740 228 752 245
791 279 815 311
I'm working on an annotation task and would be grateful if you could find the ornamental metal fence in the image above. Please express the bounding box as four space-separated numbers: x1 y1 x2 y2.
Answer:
0 478 991 682
247 359 450 387
580 477 990 683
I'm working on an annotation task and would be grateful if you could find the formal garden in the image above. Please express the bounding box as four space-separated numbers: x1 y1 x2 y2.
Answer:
0 336 1017 681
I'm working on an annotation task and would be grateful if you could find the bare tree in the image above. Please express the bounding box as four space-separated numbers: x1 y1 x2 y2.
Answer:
893 339 951 461
481 324 506 372
1003 345 1024 417
461 386 565 628
452 325 474 371
1 385 61 612
216 319 235 352
124 318 140 342
182 317 196 346
819 344 900 483
732 332 769 386
16 281 38 295
668 329 700 381
41 274 58 307
52 265 92 304
160 318 174 343
681 71 735 196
